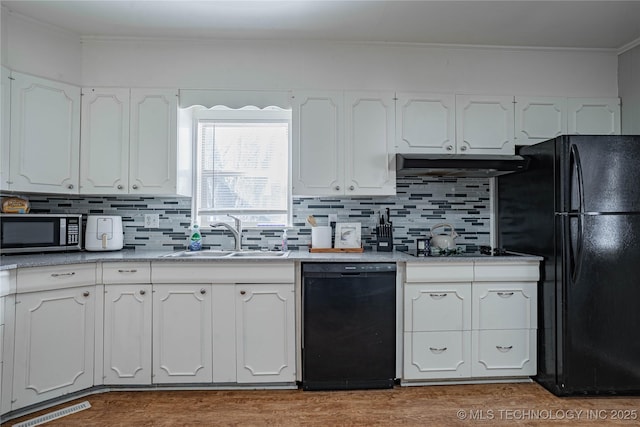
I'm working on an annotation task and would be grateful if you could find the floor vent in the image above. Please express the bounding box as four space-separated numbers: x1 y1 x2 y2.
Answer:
13 401 92 427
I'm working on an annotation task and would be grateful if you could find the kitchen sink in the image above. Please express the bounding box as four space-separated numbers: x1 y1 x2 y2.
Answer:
162 249 234 258
162 249 289 258
229 250 289 258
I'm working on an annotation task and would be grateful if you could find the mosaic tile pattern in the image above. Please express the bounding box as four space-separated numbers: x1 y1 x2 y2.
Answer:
24 176 490 252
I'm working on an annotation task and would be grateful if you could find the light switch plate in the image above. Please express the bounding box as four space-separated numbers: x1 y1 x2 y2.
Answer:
144 214 160 228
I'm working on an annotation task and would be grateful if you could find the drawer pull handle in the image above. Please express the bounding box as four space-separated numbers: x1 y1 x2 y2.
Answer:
51 272 76 277
429 347 447 354
429 293 447 299
118 269 138 273
497 292 514 297
83 291 90 297
496 345 513 352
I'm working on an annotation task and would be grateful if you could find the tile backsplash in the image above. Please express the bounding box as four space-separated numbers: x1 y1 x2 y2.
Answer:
24 176 490 252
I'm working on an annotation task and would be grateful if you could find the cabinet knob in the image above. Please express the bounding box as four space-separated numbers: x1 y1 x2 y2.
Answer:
446 145 454 151
460 145 468 152
240 290 246 295
68 184 74 189
132 184 138 190
83 291 90 297
349 185 355 191
335 185 340 191
200 288 206 295
140 290 146 295
117 184 123 190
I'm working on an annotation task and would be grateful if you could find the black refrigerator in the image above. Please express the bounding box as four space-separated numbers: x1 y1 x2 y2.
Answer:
497 135 640 396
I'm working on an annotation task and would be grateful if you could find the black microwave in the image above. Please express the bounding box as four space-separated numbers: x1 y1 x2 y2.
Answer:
0 214 82 254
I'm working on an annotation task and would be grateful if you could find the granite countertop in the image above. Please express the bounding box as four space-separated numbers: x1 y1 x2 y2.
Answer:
0 248 542 270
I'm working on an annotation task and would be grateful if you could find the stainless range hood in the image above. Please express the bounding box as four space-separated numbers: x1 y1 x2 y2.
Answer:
396 153 529 178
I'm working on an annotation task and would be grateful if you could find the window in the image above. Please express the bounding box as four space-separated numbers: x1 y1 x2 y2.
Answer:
193 107 291 228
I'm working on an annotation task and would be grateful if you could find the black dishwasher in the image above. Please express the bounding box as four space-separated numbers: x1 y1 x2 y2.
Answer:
302 263 396 391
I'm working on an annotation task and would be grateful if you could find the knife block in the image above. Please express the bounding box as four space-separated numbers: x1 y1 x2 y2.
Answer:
376 225 393 252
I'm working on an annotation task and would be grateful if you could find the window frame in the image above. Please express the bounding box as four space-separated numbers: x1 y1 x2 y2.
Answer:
191 107 292 229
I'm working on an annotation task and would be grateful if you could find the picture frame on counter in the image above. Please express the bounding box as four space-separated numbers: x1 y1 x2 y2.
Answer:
335 223 362 248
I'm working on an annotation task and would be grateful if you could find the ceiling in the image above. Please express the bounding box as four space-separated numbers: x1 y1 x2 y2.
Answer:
3 1 640 51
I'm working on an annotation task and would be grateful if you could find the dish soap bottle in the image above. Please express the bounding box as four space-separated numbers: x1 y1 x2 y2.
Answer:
189 224 202 251
282 229 288 252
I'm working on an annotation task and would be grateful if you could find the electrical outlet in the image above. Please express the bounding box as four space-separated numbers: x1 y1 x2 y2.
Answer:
144 213 160 228
328 213 338 223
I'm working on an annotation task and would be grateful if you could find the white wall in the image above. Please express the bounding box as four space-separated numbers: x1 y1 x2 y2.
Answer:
1 9 620 99
80 38 619 98
619 44 640 134
1 8 81 84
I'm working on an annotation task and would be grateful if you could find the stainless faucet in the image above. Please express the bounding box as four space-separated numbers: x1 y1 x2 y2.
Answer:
210 214 242 251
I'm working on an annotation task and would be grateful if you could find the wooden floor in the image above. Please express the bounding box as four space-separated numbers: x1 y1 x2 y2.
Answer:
3 383 639 426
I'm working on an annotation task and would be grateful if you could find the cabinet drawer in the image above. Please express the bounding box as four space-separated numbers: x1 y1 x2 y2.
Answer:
17 264 97 292
404 283 471 332
471 329 536 377
403 331 471 380
102 262 151 284
474 261 539 282
152 262 294 283
472 283 537 330
406 263 473 283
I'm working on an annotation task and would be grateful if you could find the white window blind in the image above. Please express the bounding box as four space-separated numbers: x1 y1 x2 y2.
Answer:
195 109 291 227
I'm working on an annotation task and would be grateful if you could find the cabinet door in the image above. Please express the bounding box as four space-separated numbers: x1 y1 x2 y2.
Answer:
344 91 396 196
80 88 130 194
9 72 80 194
456 95 515 155
396 92 455 154
12 286 94 409
130 89 178 194
515 96 566 146
403 331 471 379
292 91 343 196
404 283 471 332
235 284 295 383
1 67 10 191
567 98 621 135
1 294 15 415
152 284 212 383
472 282 537 330
471 329 536 377
103 284 152 385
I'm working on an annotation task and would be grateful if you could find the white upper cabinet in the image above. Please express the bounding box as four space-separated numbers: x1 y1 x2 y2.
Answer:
515 97 567 146
292 90 395 196
9 72 80 194
455 95 515 155
292 91 343 196
1 67 11 191
80 88 188 195
396 93 514 155
344 91 395 196
396 93 455 154
80 88 130 194
130 89 180 195
567 98 621 135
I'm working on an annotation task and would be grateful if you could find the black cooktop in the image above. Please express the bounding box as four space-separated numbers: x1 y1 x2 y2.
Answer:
400 247 516 257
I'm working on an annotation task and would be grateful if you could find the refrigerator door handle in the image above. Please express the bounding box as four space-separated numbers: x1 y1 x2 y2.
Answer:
569 144 585 213
569 214 584 284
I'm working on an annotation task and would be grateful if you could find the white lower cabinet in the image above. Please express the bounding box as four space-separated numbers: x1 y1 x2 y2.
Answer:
235 284 296 383
12 286 95 409
152 284 213 383
404 331 471 379
403 261 539 383
103 284 152 385
471 329 536 377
